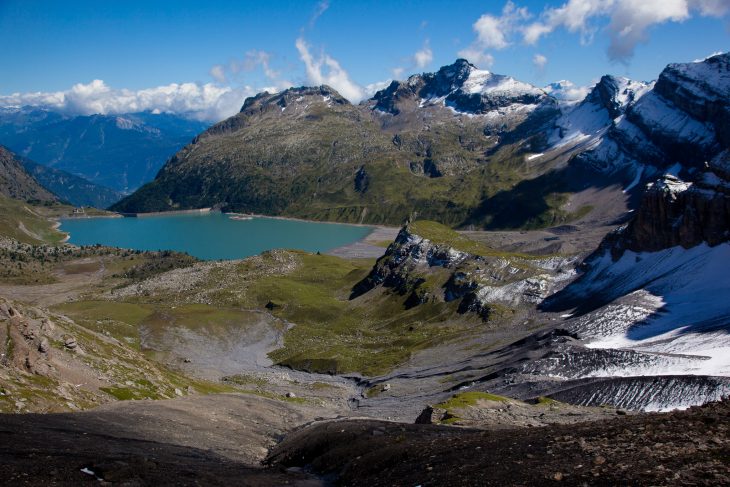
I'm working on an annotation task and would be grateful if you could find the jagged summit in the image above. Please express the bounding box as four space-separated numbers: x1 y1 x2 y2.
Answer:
583 75 650 119
371 58 549 115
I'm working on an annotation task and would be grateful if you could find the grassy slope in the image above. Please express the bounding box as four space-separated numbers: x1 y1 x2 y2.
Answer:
62 247 484 377
0 297 239 413
0 196 67 245
113 98 593 230
52 219 551 377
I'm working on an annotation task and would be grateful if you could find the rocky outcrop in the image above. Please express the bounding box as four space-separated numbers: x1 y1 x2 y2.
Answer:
617 173 730 253
0 301 56 376
350 226 469 299
653 53 730 147
351 223 575 320
583 75 646 119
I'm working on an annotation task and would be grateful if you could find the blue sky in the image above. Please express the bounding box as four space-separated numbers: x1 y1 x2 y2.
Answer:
0 0 727 120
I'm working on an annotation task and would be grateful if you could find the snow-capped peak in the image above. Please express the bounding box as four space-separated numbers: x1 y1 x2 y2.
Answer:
462 68 544 97
543 80 590 103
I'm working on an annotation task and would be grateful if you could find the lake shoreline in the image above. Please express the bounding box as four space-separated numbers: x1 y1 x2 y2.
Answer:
57 211 384 261
108 207 399 231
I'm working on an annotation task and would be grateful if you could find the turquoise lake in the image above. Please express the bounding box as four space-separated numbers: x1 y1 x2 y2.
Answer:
59 212 373 260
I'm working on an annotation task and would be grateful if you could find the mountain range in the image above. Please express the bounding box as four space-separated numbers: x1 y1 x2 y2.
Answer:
1 52 729 485
0 109 209 195
113 53 730 231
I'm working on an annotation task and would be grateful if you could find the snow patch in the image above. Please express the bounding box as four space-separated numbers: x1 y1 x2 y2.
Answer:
623 165 643 193
571 243 730 378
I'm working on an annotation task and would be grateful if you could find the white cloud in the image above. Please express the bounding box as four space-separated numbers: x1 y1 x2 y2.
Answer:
692 0 730 16
457 1 528 71
607 0 690 60
472 1 530 49
543 79 591 101
456 47 495 69
392 66 405 79
521 0 730 61
364 79 393 97
533 53 548 70
209 64 226 83
210 50 292 91
295 37 365 102
414 41 433 68
0 79 256 121
473 14 511 50
392 39 435 78
309 0 330 28
524 0 611 45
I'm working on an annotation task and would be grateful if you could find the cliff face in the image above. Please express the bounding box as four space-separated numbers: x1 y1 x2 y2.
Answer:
652 53 730 148
618 173 730 253
570 53 730 176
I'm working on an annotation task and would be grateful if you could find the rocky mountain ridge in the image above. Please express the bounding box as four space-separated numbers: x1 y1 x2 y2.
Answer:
568 53 729 179
114 54 730 232
371 58 553 116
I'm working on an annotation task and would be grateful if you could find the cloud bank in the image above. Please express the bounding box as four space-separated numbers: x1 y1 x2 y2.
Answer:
0 79 255 121
461 0 730 66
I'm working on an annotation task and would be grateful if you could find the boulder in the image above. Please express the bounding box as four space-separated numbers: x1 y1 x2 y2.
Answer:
415 405 449 424
64 336 78 350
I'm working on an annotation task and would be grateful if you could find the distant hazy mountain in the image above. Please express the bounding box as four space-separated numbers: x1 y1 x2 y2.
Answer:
20 158 122 208
0 145 56 203
113 54 730 230
0 109 209 193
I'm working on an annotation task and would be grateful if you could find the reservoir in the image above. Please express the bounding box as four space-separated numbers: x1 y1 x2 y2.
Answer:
59 212 374 260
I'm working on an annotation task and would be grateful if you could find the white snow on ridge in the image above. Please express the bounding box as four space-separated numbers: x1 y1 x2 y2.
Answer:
622 166 643 192
572 243 730 377
549 100 610 147
630 92 716 148
613 77 651 109
670 53 730 100
462 69 544 97
549 77 650 150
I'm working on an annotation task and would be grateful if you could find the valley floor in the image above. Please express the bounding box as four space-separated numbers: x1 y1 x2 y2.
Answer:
1 201 728 485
